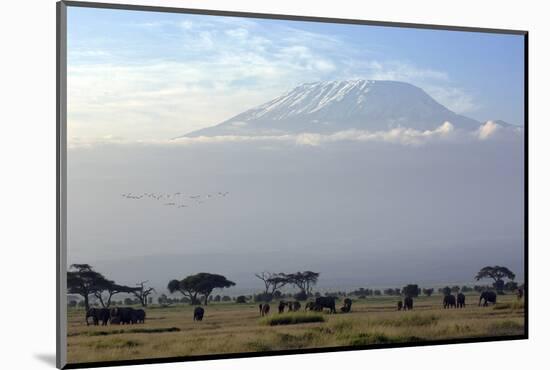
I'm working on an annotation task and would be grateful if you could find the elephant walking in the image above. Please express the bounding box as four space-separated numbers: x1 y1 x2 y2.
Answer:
479 291 497 306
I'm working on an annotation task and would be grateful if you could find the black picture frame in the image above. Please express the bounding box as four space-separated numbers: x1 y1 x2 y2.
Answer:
56 1 528 368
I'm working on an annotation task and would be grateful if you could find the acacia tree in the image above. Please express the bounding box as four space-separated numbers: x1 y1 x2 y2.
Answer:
168 278 200 305
254 272 289 296
287 271 320 296
267 273 290 295
67 264 110 311
132 281 155 307
93 280 137 308
475 266 516 294
168 273 235 305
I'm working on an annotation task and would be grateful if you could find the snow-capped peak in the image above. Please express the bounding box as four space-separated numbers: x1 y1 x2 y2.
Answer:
183 80 483 137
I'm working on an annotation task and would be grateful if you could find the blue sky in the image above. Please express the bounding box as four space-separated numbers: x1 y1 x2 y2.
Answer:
67 6 525 141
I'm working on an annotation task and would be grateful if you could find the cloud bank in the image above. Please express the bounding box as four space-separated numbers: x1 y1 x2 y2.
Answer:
68 121 523 149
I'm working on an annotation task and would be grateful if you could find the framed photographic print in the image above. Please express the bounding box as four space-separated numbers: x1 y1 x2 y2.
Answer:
56 1 528 368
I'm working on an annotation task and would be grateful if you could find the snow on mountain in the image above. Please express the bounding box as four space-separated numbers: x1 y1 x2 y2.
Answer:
182 80 507 138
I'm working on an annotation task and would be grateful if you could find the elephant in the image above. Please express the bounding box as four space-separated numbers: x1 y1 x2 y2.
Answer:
517 288 524 300
110 307 135 325
278 301 286 314
259 303 270 317
291 301 301 312
456 293 466 308
397 301 403 311
85 308 99 326
133 309 146 324
479 291 497 306
315 296 337 314
443 294 456 309
403 296 413 311
340 298 352 313
86 308 110 326
97 308 110 325
193 306 205 321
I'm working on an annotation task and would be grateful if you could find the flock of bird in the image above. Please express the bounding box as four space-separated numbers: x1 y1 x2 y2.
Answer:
121 191 229 209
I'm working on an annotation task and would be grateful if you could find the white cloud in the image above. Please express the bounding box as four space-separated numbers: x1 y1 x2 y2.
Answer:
68 121 525 149
477 121 501 140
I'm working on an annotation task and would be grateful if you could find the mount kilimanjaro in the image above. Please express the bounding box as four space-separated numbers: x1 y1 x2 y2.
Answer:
181 80 512 138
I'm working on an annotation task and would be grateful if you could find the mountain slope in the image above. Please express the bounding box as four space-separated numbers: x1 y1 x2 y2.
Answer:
183 80 484 137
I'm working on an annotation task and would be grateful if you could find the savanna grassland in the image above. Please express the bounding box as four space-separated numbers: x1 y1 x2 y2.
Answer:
66 293 525 364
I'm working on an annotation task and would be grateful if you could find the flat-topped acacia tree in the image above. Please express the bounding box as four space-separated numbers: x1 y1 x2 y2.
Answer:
475 266 516 294
168 273 235 305
67 264 111 311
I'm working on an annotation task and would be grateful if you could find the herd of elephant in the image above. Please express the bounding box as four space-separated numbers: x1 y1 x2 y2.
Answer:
258 296 351 316
84 290 512 325
396 291 500 311
86 307 146 326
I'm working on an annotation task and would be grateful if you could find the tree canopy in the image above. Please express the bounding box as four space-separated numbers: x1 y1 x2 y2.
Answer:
168 273 235 305
402 284 420 298
67 264 141 310
475 266 516 293
475 266 516 282
286 271 320 295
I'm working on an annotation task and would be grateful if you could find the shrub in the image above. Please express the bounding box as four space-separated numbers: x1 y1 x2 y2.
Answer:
236 295 247 303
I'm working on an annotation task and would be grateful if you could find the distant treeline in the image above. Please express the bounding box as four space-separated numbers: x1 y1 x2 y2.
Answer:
67 264 523 308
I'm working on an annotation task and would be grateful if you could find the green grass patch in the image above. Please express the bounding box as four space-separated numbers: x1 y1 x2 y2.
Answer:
348 332 391 346
377 314 439 327
276 332 317 348
246 340 273 352
331 319 354 332
349 332 424 346
260 313 325 326
82 327 181 337
494 300 524 311
92 339 142 350
487 320 524 336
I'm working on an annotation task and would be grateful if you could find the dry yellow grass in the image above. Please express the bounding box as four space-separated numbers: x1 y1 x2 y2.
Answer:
66 293 525 365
